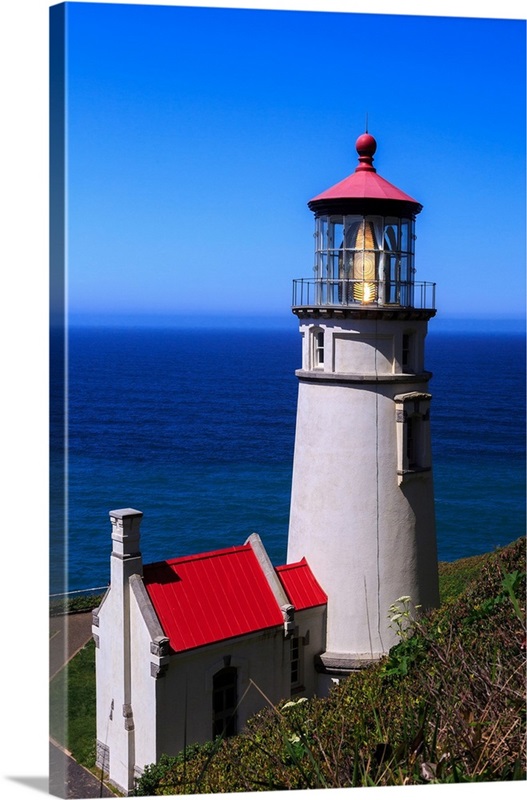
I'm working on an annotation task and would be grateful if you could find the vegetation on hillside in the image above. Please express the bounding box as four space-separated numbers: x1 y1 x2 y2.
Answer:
134 538 526 794
50 592 105 617
437 550 493 604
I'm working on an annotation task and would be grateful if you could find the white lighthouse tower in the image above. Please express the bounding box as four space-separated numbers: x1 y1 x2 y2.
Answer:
287 132 440 682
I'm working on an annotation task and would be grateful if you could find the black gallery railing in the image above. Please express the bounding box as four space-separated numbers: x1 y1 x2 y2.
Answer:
292 278 436 310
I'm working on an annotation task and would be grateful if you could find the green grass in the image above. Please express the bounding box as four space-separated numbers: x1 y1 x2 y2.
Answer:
437 551 492 603
50 639 97 767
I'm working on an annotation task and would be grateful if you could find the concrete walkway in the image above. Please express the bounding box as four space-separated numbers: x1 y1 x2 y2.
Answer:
50 613 118 798
49 741 115 799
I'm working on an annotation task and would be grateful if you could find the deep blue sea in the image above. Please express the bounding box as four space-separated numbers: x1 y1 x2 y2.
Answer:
52 326 526 595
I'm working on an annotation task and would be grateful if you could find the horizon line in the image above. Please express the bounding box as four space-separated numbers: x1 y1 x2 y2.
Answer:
56 313 525 334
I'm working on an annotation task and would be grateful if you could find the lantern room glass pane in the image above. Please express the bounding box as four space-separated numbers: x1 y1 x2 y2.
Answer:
328 216 344 252
318 217 327 251
383 217 399 252
399 255 410 283
343 215 361 248
329 252 339 282
315 217 327 279
400 219 410 253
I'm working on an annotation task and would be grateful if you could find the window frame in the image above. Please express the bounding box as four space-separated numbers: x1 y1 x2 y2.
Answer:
290 628 304 694
312 327 325 369
212 666 238 739
394 392 432 484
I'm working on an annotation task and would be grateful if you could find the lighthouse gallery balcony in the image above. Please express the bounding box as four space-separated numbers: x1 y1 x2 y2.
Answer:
292 277 436 313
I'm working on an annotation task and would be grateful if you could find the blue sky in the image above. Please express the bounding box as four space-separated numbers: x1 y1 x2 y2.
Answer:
61 2 526 326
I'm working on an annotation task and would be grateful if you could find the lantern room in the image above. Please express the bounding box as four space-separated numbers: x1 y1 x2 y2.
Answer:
293 133 436 313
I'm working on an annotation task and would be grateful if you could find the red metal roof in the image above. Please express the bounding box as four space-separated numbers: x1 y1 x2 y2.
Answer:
309 169 420 206
143 546 327 653
143 545 285 653
276 559 327 610
308 132 422 212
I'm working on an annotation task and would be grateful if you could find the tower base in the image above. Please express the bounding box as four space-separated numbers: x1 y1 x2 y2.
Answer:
316 651 383 674
314 651 383 696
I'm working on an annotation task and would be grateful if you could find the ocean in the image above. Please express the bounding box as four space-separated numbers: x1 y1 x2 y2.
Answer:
51 325 526 595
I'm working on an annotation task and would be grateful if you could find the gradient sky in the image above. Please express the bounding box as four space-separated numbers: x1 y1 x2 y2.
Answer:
61 3 526 325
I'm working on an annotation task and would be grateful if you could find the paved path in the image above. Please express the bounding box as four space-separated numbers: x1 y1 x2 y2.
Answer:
50 611 94 680
50 613 118 798
49 741 114 799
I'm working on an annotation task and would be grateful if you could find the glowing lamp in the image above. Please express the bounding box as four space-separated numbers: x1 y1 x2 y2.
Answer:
350 219 377 304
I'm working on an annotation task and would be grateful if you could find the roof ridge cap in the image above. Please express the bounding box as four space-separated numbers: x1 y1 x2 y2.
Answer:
276 558 307 572
146 543 251 569
245 533 290 608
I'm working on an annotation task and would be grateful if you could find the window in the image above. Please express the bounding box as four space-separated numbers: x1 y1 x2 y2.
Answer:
212 667 237 739
406 414 419 469
291 636 300 685
314 330 324 367
290 633 304 692
382 217 415 305
402 333 411 371
314 214 383 305
394 392 432 484
401 331 419 372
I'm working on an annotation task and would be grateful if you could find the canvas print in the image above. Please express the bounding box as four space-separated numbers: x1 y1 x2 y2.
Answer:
49 2 526 797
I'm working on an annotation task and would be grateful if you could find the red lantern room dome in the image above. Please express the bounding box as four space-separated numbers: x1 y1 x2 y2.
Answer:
308 132 422 218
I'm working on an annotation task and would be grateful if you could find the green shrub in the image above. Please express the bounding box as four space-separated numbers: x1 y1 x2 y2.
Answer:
50 593 105 616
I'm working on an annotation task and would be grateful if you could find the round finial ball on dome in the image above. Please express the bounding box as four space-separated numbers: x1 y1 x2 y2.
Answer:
355 132 377 156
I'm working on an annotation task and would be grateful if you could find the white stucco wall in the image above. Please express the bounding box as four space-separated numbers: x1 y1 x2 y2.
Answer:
93 590 112 772
147 609 327 767
288 318 439 663
333 332 394 374
301 318 428 375
292 606 327 697
94 576 135 794
129 579 162 774
152 627 290 760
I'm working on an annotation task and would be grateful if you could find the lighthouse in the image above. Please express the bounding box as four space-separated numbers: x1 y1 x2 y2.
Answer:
287 132 440 683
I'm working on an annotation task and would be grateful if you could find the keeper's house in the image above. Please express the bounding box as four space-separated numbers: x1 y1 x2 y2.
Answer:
93 508 327 795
